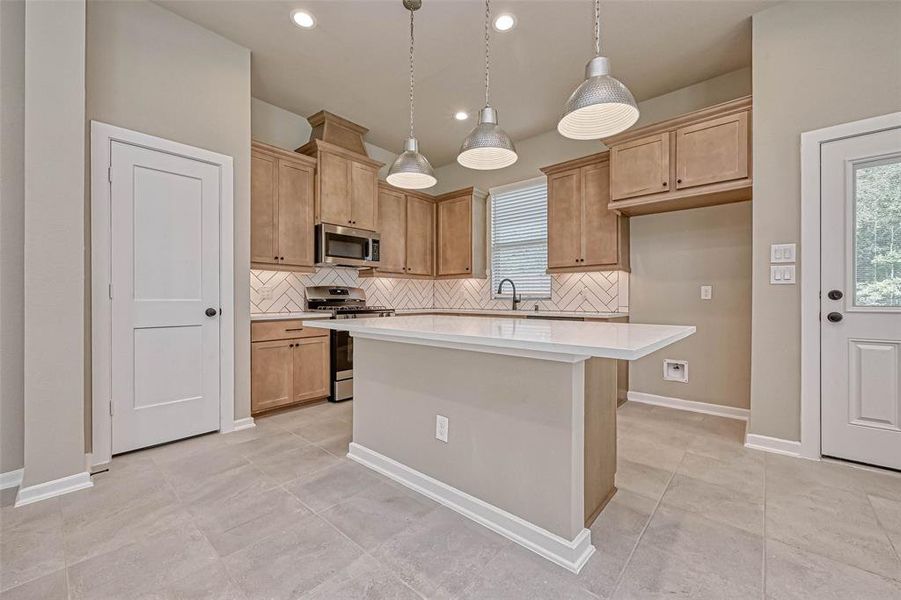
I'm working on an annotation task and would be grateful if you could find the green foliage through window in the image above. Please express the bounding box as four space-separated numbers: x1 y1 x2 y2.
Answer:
854 158 901 307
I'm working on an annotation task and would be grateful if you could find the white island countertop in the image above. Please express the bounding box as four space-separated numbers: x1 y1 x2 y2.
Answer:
304 314 694 361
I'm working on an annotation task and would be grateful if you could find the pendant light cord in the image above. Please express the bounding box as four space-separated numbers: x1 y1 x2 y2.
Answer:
594 0 601 56
484 0 490 107
408 7 415 139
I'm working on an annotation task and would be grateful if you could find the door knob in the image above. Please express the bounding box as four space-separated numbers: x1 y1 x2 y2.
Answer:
205 308 218 317
826 312 843 323
827 290 843 300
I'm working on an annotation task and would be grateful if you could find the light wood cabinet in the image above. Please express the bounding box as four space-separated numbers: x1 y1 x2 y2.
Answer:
541 153 629 272
406 194 435 276
297 139 382 231
675 111 749 190
251 141 316 271
610 133 670 200
251 320 331 414
436 188 488 279
605 96 752 216
375 186 407 275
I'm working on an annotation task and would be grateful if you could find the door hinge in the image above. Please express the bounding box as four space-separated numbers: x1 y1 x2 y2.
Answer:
108 166 112 183
108 283 113 299
109 400 114 417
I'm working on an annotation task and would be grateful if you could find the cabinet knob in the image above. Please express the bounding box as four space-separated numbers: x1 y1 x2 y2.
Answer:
676 178 682 184
280 257 284 260
274 256 279 261
662 182 668 187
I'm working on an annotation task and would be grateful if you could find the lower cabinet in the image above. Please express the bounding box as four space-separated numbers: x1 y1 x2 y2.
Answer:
251 320 330 414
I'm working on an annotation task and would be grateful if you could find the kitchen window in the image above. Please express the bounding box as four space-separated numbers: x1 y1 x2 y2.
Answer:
490 177 552 299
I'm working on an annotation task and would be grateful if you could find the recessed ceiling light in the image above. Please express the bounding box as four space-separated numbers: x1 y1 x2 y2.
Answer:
454 111 469 121
290 9 316 29
493 13 515 32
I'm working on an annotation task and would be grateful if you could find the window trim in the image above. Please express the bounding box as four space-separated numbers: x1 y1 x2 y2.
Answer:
488 176 552 301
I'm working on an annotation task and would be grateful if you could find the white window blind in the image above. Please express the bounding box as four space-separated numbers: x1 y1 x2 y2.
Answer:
490 179 551 299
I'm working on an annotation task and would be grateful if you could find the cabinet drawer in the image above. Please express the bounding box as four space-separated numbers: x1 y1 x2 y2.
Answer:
251 320 329 342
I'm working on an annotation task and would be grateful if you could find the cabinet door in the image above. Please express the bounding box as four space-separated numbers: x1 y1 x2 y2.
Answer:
581 162 619 267
251 340 293 413
437 195 471 276
547 170 583 268
610 133 670 200
406 195 434 276
292 336 330 403
319 151 352 226
377 187 407 274
251 151 279 265
675 111 749 189
277 159 315 268
350 161 378 231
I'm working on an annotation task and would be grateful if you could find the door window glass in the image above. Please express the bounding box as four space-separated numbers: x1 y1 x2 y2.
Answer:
854 157 901 307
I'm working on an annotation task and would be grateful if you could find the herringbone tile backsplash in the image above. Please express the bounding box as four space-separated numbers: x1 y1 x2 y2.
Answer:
251 268 628 314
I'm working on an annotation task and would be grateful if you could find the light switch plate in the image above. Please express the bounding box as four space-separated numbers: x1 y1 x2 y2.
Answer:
700 285 712 300
771 243 797 263
770 265 796 284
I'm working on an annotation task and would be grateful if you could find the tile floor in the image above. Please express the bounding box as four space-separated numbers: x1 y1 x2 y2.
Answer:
2 400 901 599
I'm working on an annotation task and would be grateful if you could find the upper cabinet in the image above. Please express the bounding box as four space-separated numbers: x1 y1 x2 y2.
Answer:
605 95 752 216
541 153 629 273
298 139 381 231
436 188 488 279
251 141 317 271
366 183 434 278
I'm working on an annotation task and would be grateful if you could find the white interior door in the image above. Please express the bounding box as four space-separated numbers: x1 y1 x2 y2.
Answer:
110 141 221 454
821 126 901 470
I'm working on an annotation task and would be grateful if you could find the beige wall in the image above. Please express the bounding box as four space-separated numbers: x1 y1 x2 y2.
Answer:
629 203 752 409
430 68 751 195
750 1 901 440
0 0 25 474
86 0 253 426
251 97 396 178
21 0 87 486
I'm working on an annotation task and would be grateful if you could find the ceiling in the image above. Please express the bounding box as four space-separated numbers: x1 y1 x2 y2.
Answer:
156 0 771 167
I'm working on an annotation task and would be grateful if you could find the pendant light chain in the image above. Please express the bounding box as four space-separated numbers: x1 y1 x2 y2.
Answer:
484 0 490 107
594 0 601 56
408 7 415 139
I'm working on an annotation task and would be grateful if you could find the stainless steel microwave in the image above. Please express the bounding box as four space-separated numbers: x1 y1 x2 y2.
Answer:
315 224 380 268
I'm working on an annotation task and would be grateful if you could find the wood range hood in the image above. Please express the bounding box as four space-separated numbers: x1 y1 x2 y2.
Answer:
302 110 371 157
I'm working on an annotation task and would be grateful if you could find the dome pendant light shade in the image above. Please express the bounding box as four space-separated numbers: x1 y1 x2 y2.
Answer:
558 1 639 140
387 0 437 190
558 56 638 139
456 0 517 170
387 137 437 189
457 106 517 170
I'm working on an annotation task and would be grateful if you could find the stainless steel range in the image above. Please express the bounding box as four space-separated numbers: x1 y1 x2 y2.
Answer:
305 286 395 402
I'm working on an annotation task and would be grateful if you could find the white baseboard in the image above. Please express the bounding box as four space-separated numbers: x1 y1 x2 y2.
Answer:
230 417 256 432
0 468 23 491
626 391 749 421
347 442 595 574
744 433 801 457
15 471 93 507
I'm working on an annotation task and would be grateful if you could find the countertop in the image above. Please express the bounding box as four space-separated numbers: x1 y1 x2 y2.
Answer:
303 314 694 361
395 308 626 319
250 311 331 321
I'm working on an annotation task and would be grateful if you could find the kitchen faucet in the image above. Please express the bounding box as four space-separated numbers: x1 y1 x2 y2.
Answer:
496 278 520 311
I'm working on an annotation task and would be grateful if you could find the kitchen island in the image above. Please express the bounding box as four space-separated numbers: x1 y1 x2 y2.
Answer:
304 315 694 573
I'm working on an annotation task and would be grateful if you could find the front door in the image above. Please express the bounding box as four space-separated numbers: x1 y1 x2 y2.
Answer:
110 141 221 454
821 126 901 469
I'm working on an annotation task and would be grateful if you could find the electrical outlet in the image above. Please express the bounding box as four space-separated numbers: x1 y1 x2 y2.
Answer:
435 415 449 443
259 286 273 300
700 285 712 300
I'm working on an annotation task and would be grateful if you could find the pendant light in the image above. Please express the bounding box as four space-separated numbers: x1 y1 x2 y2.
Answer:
557 0 639 140
387 0 437 190
457 0 517 170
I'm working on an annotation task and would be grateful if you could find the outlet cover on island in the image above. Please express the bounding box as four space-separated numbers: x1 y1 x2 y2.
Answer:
436 415 449 443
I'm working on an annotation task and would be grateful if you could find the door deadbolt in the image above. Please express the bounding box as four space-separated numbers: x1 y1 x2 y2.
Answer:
827 290 843 300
